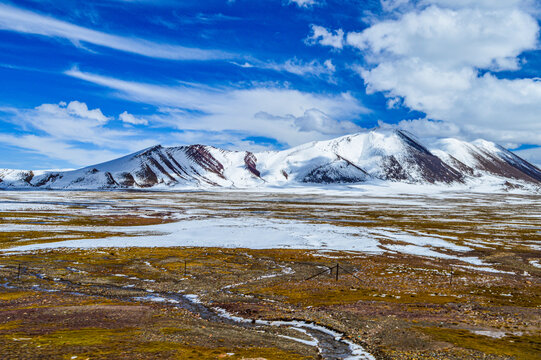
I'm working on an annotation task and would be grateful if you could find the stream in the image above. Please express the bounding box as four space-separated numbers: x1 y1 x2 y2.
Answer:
2 269 375 360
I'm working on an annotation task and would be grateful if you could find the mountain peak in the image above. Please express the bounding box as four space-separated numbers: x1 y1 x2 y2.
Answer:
1 132 539 191
135 145 164 158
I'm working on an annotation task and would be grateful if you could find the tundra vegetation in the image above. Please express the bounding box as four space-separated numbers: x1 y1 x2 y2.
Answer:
0 191 539 359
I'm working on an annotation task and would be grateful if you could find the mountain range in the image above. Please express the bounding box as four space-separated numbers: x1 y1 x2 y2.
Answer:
1 130 540 192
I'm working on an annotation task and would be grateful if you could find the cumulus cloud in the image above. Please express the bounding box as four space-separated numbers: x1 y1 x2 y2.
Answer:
0 3 231 60
7 101 122 145
306 25 344 49
347 6 538 70
64 101 109 122
0 101 156 166
65 68 368 146
312 1 541 146
119 111 148 125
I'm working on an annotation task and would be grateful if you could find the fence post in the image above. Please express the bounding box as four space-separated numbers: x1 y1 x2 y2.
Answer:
335 263 339 281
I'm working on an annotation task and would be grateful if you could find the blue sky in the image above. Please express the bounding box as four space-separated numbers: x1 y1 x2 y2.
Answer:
1 0 541 169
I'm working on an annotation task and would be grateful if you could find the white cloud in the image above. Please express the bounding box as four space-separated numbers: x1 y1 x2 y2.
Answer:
258 58 336 78
347 6 538 70
65 101 108 122
232 58 336 78
253 108 361 137
380 0 410 12
311 1 541 147
119 111 148 125
277 58 334 76
6 101 124 147
385 0 538 11
0 101 157 166
306 25 344 49
65 68 368 146
289 0 318 8
358 63 541 145
358 60 476 112
0 3 230 60
294 109 362 134
379 118 462 138
423 0 534 10
323 59 335 72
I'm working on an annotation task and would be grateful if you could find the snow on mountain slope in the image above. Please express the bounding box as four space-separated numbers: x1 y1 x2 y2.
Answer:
0 168 68 187
254 130 462 184
13 145 264 190
0 169 35 186
431 138 541 184
1 129 540 191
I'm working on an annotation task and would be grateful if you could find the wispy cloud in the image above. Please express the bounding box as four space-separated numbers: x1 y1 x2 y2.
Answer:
0 133 122 168
232 58 336 79
270 58 335 78
289 0 319 8
0 3 232 60
65 68 368 147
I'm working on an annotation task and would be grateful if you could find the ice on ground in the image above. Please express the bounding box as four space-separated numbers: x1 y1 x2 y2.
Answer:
472 330 507 339
277 334 319 347
134 295 179 304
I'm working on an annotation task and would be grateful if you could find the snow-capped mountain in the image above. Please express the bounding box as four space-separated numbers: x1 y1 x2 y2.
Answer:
1 130 540 191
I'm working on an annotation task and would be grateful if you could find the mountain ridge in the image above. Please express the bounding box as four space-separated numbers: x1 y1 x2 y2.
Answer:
1 129 540 192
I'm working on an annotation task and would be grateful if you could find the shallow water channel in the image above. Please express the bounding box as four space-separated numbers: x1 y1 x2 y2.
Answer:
5 268 375 360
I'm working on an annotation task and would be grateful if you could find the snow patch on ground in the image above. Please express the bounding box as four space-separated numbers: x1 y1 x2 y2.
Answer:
2 217 384 253
472 330 507 339
2 216 502 270
2 191 536 273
